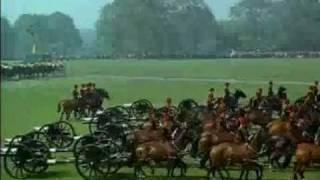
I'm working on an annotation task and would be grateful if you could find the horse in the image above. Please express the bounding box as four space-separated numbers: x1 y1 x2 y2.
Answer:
57 99 79 121
224 89 247 111
83 88 110 117
134 126 196 177
208 129 264 180
263 135 295 169
198 128 242 168
294 143 320 180
247 108 273 126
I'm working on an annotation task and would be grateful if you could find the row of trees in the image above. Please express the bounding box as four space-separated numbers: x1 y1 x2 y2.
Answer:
96 0 218 57
2 0 320 59
1 12 82 59
227 0 320 51
96 0 320 57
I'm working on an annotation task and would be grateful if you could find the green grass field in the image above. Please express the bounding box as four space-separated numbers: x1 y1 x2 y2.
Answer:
1 58 320 179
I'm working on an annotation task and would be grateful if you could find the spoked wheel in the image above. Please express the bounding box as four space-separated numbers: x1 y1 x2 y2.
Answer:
178 99 199 112
4 142 29 179
22 140 50 175
156 106 178 119
100 139 123 175
24 131 50 147
88 120 98 135
73 131 109 155
75 144 107 180
130 99 153 121
40 121 76 149
109 106 131 121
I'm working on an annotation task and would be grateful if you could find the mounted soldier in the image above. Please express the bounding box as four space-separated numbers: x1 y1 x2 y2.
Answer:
207 88 215 110
72 84 79 100
250 88 263 109
224 82 231 100
314 81 319 103
238 108 250 142
80 84 86 98
278 86 288 102
268 80 274 97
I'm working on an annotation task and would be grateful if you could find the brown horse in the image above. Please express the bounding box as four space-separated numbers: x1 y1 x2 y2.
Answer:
198 128 241 168
57 99 80 120
267 120 308 144
294 143 320 180
247 109 273 126
133 128 166 145
208 129 264 180
134 127 192 177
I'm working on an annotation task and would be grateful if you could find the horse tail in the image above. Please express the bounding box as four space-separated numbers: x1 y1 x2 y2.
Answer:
57 101 63 113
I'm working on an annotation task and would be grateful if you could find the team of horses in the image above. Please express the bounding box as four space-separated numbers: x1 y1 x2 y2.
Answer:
57 88 110 121
1 61 65 80
58 85 320 179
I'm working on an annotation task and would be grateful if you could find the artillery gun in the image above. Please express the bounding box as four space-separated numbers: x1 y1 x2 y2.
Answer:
1 121 78 179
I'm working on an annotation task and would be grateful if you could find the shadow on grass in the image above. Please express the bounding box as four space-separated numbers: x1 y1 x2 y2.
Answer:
105 173 210 180
29 171 74 179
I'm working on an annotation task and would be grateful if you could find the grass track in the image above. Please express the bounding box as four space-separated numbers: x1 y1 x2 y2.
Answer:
1 58 320 179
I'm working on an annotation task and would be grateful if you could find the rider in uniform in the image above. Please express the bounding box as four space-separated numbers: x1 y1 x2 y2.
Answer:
224 82 231 109
80 84 87 98
162 97 179 134
144 109 158 130
86 83 92 93
268 81 274 97
314 81 319 103
251 88 263 109
92 83 96 92
207 88 215 110
72 85 79 118
278 86 288 101
238 108 249 142
72 85 79 100
224 82 230 99
79 84 87 117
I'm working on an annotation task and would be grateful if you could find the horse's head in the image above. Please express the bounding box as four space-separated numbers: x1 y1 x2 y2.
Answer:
97 88 110 100
278 86 287 94
234 89 247 99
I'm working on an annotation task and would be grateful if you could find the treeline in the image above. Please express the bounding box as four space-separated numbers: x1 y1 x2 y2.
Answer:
1 12 82 59
96 0 320 57
2 0 320 60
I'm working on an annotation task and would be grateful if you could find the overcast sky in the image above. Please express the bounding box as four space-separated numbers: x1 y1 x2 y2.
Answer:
1 0 238 29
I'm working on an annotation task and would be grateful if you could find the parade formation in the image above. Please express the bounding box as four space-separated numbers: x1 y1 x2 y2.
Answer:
1 61 65 80
1 80 320 180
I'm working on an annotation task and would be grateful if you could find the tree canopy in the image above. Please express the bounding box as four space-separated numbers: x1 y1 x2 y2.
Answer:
13 12 82 58
228 0 320 51
96 0 218 57
1 17 15 59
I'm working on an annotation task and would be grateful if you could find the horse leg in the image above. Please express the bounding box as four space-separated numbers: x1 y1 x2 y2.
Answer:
257 163 263 180
210 166 217 180
148 160 155 175
282 153 293 168
245 169 249 180
60 111 64 121
200 154 208 168
66 112 71 121
217 168 225 180
178 159 187 176
299 164 306 180
167 159 174 177
240 168 245 180
293 162 299 180
73 108 78 119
